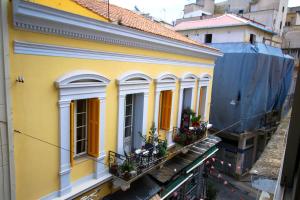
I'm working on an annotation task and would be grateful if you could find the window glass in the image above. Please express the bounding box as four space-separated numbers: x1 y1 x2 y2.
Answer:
205 34 212 43
124 94 134 138
75 99 88 156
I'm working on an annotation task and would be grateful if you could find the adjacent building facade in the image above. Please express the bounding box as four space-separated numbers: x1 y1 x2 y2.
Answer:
283 6 300 68
175 14 275 46
2 0 223 199
215 0 288 36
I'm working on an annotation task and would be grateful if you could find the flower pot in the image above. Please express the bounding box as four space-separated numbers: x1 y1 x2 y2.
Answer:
110 164 118 175
123 171 132 181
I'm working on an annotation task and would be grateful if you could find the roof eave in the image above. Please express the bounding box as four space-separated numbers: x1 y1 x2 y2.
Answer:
176 23 275 35
13 0 222 59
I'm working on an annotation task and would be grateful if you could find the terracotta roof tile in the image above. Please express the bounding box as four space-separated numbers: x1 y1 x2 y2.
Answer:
72 0 219 52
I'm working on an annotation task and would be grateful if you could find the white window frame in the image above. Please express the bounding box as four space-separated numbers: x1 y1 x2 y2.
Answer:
196 73 212 121
154 73 177 147
56 71 110 196
74 99 88 157
177 73 197 127
117 71 152 154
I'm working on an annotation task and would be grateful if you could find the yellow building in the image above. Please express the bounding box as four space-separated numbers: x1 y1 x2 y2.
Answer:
0 0 222 199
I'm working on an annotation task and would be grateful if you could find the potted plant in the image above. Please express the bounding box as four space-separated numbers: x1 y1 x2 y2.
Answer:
121 151 136 181
191 114 201 127
121 160 134 180
109 163 119 175
157 140 168 157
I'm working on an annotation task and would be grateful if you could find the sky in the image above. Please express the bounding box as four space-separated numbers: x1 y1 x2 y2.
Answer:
109 0 300 23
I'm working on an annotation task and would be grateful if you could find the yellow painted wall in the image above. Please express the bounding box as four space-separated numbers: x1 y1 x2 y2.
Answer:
8 1 215 200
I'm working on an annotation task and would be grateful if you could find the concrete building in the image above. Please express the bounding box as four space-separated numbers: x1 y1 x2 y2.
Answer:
176 13 293 178
183 0 215 17
215 0 288 36
282 6 300 68
175 14 276 46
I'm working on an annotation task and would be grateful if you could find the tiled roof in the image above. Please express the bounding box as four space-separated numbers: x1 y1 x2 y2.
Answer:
175 14 274 34
72 0 219 51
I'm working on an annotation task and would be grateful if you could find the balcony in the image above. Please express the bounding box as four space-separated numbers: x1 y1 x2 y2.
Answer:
108 137 168 184
108 121 210 186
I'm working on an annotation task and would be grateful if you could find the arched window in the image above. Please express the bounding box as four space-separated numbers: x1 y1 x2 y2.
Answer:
117 72 152 154
196 73 212 120
154 73 178 147
177 73 197 127
56 71 110 195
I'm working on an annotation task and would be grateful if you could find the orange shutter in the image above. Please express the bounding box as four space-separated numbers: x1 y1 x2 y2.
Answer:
88 98 100 158
199 87 204 115
160 91 172 130
70 101 75 167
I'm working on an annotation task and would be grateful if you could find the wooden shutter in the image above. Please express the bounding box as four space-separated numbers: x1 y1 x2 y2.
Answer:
199 87 204 116
70 101 75 167
87 98 100 158
160 91 172 130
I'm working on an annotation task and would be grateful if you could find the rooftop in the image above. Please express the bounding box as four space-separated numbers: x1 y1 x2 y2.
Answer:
73 0 219 52
175 14 275 34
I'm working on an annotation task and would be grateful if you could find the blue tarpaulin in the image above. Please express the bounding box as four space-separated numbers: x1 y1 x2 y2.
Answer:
209 43 294 133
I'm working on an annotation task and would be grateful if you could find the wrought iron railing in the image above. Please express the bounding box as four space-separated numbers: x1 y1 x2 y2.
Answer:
173 121 208 146
108 138 168 182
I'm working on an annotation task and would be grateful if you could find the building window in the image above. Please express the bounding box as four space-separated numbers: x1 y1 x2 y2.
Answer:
280 21 283 29
239 9 244 14
125 94 134 139
286 22 291 27
205 34 212 43
154 73 177 147
159 90 173 130
250 34 256 44
282 6 285 13
74 99 88 156
117 72 151 154
124 94 134 152
70 98 100 164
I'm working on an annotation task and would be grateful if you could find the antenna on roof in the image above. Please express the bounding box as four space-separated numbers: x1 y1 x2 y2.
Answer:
134 5 140 12
103 0 110 19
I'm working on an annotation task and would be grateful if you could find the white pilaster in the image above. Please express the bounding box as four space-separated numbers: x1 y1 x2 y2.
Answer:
153 90 161 132
58 99 72 196
177 87 184 127
94 98 106 179
142 92 149 137
117 94 126 154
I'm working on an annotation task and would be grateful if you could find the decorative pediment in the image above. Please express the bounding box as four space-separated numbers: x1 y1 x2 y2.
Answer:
155 73 177 83
118 72 152 85
199 73 212 81
181 73 198 82
56 71 110 88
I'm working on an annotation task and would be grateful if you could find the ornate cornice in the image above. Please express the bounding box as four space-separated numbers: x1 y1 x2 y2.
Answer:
13 0 223 59
14 41 215 68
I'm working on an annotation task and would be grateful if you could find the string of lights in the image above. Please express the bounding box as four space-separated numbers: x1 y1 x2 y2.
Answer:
13 111 270 169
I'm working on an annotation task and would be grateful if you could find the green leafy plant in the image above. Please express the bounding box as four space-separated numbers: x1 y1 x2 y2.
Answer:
157 140 168 157
121 151 134 173
191 114 201 124
120 161 134 173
